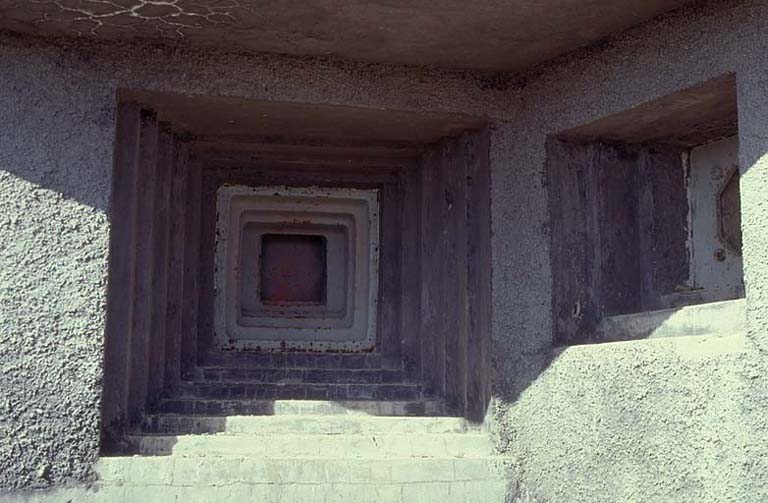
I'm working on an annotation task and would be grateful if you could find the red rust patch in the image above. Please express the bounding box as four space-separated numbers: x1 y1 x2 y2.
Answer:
260 234 327 304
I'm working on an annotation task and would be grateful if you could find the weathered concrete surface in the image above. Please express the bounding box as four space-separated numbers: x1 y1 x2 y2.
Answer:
548 139 698 342
213 186 379 352
123 432 493 458
490 1 768 501
0 29 505 493
0 30 518 121
1 0 768 501
560 74 738 147
596 299 746 342
118 90 487 147
4 414 509 501
417 131 492 419
2 460 508 503
0 41 114 489
5 360 504 502
496 336 752 502
0 0 690 72
192 158 408 365
0 481 509 503
733 34 768 503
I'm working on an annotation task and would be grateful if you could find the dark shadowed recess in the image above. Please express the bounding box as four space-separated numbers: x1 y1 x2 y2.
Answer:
547 74 739 346
100 90 493 452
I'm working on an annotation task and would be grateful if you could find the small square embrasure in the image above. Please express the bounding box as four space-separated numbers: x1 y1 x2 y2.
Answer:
260 234 327 305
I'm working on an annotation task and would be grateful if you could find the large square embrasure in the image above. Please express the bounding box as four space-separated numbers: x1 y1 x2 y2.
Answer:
213 185 379 351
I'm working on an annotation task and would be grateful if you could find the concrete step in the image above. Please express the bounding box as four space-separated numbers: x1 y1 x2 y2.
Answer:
27 479 509 503
141 414 476 435
201 350 390 369
96 456 509 486
157 398 445 416
196 366 409 384
177 381 424 401
125 432 494 458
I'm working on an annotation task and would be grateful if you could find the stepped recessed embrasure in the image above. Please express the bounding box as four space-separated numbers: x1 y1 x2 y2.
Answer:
213 185 380 352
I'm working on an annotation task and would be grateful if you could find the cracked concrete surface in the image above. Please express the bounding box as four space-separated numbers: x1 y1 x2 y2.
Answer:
21 0 244 38
0 0 691 71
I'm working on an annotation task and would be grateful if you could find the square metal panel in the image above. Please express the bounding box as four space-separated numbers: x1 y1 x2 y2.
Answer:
260 234 327 305
214 185 379 351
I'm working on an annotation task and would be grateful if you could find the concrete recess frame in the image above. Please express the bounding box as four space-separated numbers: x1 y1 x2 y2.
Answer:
213 184 380 352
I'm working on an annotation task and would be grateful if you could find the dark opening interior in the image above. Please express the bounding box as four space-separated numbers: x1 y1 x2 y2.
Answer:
100 91 493 450
547 74 744 345
260 234 328 305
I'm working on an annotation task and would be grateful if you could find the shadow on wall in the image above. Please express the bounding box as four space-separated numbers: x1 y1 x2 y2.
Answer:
493 74 745 409
0 46 116 212
0 46 120 490
95 88 496 453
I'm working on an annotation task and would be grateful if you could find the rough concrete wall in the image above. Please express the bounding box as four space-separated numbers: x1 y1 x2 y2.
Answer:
733 52 768 503
0 45 114 489
2 1 768 500
101 105 185 443
419 143 448 398
0 32 507 492
0 33 513 122
491 1 768 501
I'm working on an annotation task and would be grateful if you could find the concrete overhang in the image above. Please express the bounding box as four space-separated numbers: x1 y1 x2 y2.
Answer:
559 74 738 148
1 0 691 71
120 90 486 152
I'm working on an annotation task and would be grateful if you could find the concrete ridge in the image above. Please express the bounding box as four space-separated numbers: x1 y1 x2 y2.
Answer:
176 381 427 401
181 380 421 387
196 367 411 384
95 456 510 485
140 413 477 435
200 351 394 370
124 432 494 458
158 398 446 416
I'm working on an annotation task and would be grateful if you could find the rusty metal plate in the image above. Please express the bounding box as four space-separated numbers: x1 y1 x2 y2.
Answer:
260 234 327 305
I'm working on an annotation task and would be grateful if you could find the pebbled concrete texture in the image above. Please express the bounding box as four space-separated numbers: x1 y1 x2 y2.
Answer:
0 0 690 72
0 28 510 494
1 0 768 501
0 41 114 490
490 0 768 501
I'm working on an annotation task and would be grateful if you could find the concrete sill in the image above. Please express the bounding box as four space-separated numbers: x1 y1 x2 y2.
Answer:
596 298 746 342
555 299 748 360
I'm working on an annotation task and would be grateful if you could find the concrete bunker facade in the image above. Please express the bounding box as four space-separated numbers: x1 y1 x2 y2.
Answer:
1 1 768 502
